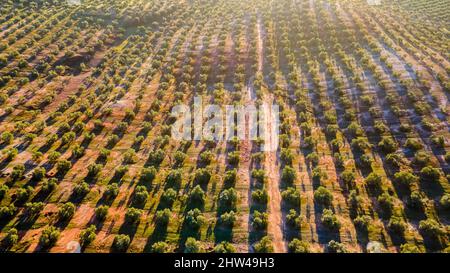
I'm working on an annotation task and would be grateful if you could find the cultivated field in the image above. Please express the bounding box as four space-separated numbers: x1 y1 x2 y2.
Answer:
0 0 449 253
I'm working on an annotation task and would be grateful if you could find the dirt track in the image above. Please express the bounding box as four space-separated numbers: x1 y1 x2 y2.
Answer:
256 16 286 253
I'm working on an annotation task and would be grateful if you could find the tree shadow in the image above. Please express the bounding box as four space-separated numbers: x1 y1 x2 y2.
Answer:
144 221 168 252
177 218 201 253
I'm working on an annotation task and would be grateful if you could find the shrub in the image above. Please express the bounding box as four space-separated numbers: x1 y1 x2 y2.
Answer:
11 164 25 181
374 121 388 133
194 168 211 184
431 135 445 148
347 122 363 137
419 219 444 237
254 236 273 253
252 188 268 204
48 151 61 165
1 131 13 144
388 215 406 234
227 151 240 165
405 139 423 151
321 209 340 230
115 166 128 177
386 153 403 168
439 194 450 210
286 209 302 228
98 148 111 161
58 202 76 221
280 148 294 165
61 132 75 145
314 186 333 206
123 148 137 164
312 167 328 181
115 122 128 134
166 169 182 186
184 237 203 253
413 151 431 167
252 210 268 230
140 167 157 184
174 151 187 165
2 147 17 161
79 225 96 247
185 208 205 229
445 152 450 163
133 185 149 205
306 152 319 165
281 166 296 184
3 228 19 248
107 134 119 147
252 152 265 163
377 192 394 215
0 184 8 199
162 188 177 205
420 166 441 183
152 242 170 253
199 150 214 165
394 171 418 187
218 188 237 210
39 226 60 248
112 234 130 252
223 169 237 185
56 159 72 174
155 208 171 225
87 163 102 178
41 178 57 193
408 191 425 210
251 169 266 183
32 167 46 181
327 240 347 253
341 170 356 186
400 243 423 253
148 149 165 166
190 185 205 205
73 181 90 197
95 205 109 221
214 241 236 253
16 186 33 203
32 151 43 163
351 137 370 151
25 202 44 218
104 183 119 200
326 125 338 138
288 239 310 253
219 210 237 227
58 123 71 134
0 204 16 220
378 137 398 153
281 187 300 206
125 207 142 225
353 215 371 231
365 172 382 188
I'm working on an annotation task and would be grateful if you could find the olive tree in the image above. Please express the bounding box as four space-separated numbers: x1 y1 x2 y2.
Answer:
254 236 273 253
184 237 203 253
321 209 341 230
39 226 60 249
314 186 333 207
288 239 310 253
112 234 130 252
79 225 97 248
58 202 76 221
